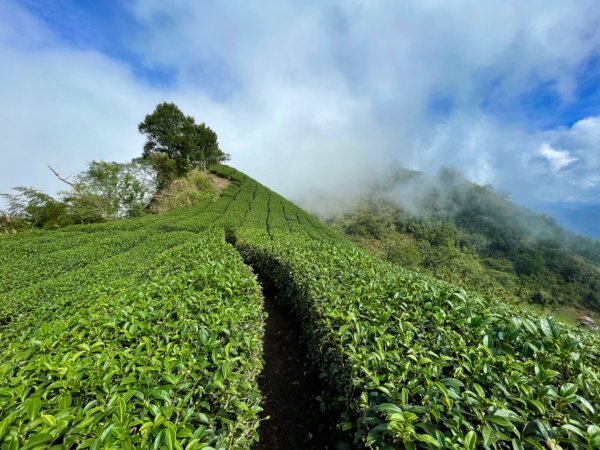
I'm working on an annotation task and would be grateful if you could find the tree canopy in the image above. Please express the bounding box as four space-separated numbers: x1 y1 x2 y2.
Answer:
1 160 156 232
138 103 229 187
1 102 230 232
66 160 156 221
1 187 72 229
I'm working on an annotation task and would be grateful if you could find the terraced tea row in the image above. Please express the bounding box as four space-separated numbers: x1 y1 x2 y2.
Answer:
234 227 600 449
0 231 196 337
0 231 264 449
0 166 332 449
2 165 600 449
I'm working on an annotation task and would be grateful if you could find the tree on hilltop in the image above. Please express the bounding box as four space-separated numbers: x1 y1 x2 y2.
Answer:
138 102 229 188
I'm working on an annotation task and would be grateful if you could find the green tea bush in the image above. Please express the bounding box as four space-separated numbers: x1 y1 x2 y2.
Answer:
0 233 149 294
2 164 600 449
234 228 600 449
0 232 264 449
0 231 197 337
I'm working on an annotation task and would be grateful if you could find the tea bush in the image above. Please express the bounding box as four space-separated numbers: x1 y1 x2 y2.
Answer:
2 164 599 449
0 232 264 449
234 228 600 449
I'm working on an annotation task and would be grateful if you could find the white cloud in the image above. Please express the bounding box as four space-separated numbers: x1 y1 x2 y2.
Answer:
539 144 577 172
533 116 600 201
1 0 600 213
0 2 161 202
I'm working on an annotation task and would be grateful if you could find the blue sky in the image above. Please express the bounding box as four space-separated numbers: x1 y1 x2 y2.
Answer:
18 0 174 86
1 0 599 236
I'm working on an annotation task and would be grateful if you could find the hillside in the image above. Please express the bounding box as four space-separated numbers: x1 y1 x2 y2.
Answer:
328 166 600 322
1 166 600 449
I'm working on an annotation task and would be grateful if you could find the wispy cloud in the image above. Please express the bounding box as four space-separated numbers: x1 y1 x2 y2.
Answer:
1 0 600 214
539 144 577 172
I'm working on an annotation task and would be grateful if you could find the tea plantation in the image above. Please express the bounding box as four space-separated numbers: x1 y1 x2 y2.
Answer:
1 166 599 449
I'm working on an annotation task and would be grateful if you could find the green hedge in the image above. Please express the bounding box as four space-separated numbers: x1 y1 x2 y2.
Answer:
3 164 600 449
234 228 600 449
0 231 197 339
0 231 264 449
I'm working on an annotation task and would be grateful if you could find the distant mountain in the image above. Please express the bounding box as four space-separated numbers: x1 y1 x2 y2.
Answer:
328 166 600 317
535 202 600 240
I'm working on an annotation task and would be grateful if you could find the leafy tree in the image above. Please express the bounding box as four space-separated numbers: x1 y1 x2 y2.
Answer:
1 187 73 228
66 160 156 221
140 153 178 191
2 160 157 229
138 102 229 187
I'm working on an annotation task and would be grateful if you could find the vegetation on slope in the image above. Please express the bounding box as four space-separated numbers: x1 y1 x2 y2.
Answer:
150 169 229 214
328 166 600 319
234 226 600 449
138 102 229 188
0 165 339 449
0 176 269 448
2 131 600 448
1 103 229 233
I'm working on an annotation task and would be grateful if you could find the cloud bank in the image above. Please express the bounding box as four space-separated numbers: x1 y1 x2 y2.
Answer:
1 0 600 217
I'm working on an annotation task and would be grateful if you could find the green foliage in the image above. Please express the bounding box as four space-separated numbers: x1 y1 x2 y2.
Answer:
345 212 393 239
67 160 157 221
329 181 600 315
138 103 229 187
385 241 422 268
143 153 178 191
2 164 600 449
1 187 73 228
329 204 519 303
234 228 600 449
1 160 157 230
0 229 264 448
0 214 28 234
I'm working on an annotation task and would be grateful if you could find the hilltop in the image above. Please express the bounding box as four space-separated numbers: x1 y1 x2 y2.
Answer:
1 165 600 449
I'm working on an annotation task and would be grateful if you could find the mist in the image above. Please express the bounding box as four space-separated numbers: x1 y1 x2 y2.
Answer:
1 0 600 234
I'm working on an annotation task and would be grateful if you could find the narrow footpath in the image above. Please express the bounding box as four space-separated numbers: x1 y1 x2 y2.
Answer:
255 288 335 450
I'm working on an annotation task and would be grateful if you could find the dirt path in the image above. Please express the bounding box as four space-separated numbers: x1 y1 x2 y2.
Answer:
255 289 336 449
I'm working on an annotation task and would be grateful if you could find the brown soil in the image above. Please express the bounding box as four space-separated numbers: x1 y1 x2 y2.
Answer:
255 289 337 450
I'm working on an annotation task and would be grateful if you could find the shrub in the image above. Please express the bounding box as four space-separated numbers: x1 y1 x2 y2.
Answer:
151 170 216 214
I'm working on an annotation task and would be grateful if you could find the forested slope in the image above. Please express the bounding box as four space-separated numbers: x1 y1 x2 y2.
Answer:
329 167 600 320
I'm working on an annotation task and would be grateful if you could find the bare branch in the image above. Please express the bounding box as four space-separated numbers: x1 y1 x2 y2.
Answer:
48 165 75 187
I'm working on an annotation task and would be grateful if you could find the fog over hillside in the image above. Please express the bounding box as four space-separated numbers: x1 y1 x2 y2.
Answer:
537 203 600 240
1 1 600 238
